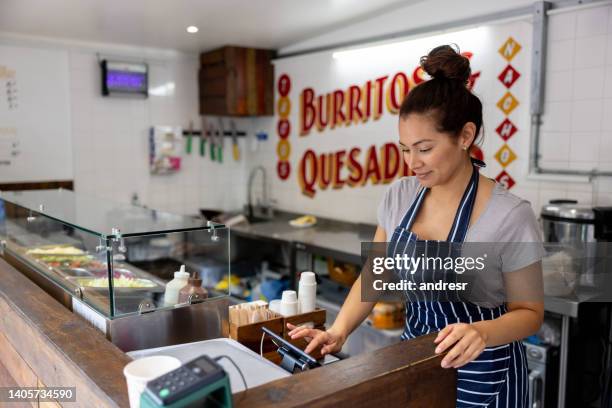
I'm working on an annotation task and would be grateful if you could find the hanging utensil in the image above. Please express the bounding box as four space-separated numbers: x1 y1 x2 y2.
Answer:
208 122 216 161
199 116 207 157
186 120 194 154
229 119 240 161
217 117 225 164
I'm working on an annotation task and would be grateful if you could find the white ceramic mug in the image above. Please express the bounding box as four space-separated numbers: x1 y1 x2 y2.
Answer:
123 355 181 408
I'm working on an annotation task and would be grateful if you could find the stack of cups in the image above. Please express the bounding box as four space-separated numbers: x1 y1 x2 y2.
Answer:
298 271 317 313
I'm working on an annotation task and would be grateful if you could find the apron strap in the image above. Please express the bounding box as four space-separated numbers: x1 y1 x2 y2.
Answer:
397 185 427 230
447 165 480 242
397 160 483 241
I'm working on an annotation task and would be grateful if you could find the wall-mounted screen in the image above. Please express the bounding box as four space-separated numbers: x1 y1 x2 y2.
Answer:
101 60 148 97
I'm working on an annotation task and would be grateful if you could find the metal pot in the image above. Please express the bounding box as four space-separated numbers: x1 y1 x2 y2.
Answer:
541 200 612 287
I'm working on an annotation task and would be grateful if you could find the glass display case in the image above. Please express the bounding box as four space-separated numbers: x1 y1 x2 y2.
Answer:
0 189 232 351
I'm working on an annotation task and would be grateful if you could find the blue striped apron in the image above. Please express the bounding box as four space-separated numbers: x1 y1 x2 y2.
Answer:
388 158 528 407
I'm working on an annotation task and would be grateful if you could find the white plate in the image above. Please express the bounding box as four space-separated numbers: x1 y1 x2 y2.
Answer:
289 219 316 228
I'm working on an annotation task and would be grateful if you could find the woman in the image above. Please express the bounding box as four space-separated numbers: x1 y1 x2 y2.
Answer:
288 45 545 407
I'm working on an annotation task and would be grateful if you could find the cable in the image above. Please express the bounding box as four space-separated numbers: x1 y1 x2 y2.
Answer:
260 331 265 357
214 355 248 392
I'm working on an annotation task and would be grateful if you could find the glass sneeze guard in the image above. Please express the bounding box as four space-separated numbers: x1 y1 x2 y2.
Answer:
0 189 230 319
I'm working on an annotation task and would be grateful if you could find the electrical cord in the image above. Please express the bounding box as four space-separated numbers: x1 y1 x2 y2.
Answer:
214 355 247 392
260 330 282 357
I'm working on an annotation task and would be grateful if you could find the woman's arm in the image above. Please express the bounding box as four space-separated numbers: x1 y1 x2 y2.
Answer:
434 261 544 368
288 226 387 354
328 226 388 337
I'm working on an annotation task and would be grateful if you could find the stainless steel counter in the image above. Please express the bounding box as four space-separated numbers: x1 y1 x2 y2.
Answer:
229 211 376 265
544 287 608 318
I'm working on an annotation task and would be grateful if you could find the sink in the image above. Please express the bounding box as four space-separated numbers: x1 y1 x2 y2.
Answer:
246 215 272 224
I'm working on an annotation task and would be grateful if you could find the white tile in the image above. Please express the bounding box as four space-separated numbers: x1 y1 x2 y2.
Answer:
568 161 598 171
566 191 594 205
539 132 570 161
545 70 573 101
598 131 612 159
541 101 572 131
593 177 612 193
574 35 607 69
571 99 603 132
538 188 566 206
572 67 605 99
575 6 609 38
597 161 612 171
595 193 612 205
603 100 612 131
547 40 575 72
604 66 612 97
606 34 612 65
570 132 600 161
549 12 576 41
538 160 570 170
69 52 94 71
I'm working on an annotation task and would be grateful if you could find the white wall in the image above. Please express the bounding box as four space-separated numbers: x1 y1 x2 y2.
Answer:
251 2 612 226
68 48 248 215
534 4 612 205
280 0 535 55
3 1 612 225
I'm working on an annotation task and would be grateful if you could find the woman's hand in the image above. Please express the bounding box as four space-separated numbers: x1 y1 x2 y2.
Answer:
286 323 346 355
433 323 488 368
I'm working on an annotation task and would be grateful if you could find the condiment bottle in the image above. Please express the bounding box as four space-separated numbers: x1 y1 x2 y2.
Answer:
178 274 208 303
163 265 190 306
298 271 317 313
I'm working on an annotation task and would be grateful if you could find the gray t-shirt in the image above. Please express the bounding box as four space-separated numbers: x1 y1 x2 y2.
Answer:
377 176 545 308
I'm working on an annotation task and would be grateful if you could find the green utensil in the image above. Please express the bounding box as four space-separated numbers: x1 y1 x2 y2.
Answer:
186 120 193 154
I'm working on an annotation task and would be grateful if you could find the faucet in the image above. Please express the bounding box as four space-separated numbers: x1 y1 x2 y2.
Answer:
247 165 268 220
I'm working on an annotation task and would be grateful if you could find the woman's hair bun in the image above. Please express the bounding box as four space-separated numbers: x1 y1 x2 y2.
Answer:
420 44 471 84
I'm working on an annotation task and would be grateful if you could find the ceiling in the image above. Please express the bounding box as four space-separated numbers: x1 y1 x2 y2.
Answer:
0 0 421 53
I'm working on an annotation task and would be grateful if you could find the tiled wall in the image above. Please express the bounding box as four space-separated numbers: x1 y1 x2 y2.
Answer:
68 50 249 216
249 4 612 227
7 3 612 225
533 4 612 207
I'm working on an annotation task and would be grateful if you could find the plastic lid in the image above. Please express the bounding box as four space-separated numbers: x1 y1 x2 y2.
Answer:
174 265 190 279
299 271 316 285
541 201 594 220
188 277 202 287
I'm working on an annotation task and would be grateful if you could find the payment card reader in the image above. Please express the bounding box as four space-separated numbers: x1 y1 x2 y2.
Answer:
261 326 321 373
140 354 232 408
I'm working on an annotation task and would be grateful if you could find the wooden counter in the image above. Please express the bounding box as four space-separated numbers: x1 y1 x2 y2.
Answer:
233 332 455 407
0 257 456 407
0 257 131 407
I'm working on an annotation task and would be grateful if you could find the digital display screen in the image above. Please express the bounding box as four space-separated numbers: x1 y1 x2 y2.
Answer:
106 70 147 91
195 358 216 373
101 60 148 97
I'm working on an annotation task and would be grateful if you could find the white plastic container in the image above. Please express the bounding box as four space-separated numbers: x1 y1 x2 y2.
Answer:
269 299 281 314
298 271 317 314
163 265 190 306
280 290 298 316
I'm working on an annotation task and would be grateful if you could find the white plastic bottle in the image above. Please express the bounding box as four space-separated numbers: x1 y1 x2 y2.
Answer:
163 265 190 306
298 271 317 314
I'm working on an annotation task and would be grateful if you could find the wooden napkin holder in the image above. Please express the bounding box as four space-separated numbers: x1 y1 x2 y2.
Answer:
229 308 327 363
